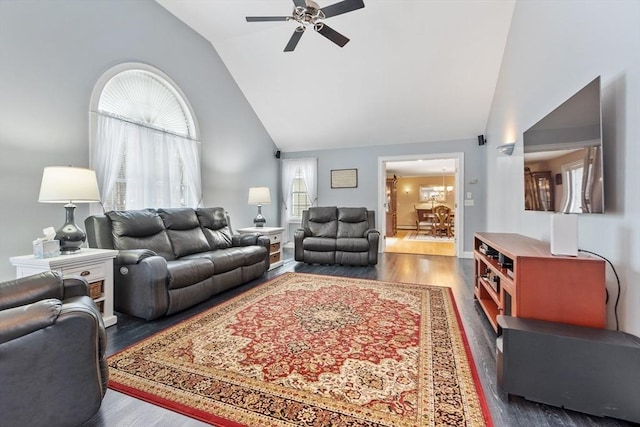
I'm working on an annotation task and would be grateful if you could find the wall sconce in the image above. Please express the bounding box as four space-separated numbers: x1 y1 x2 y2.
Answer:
497 143 515 156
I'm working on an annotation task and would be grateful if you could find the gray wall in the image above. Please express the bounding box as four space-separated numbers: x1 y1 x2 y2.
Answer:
0 0 278 281
283 137 486 254
484 0 640 335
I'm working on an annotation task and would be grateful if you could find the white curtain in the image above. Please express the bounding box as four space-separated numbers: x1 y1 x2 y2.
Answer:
92 114 125 214
280 158 317 242
174 135 202 207
300 159 317 207
92 113 201 211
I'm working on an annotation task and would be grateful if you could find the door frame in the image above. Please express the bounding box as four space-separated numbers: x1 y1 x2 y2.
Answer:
377 152 465 258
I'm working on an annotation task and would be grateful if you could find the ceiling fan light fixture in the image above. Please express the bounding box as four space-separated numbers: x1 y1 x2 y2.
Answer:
245 0 365 51
292 2 325 27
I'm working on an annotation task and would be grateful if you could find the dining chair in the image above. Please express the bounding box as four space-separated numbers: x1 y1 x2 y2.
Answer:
432 205 451 237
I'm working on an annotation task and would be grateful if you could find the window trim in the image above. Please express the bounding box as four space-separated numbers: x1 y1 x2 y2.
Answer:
89 62 200 171
89 62 200 213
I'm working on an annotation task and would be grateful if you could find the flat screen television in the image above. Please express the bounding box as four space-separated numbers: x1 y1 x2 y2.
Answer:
523 76 603 213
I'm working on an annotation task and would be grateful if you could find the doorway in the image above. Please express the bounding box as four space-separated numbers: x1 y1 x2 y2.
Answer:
378 153 464 258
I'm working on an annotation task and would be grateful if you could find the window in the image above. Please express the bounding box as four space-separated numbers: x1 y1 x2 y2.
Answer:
281 158 317 242
562 160 590 213
90 64 200 212
291 169 311 218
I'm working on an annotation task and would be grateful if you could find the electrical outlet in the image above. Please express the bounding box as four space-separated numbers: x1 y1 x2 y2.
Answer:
466 192 472 199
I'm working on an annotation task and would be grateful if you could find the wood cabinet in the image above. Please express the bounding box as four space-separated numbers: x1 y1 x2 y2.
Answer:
474 232 606 332
10 248 118 327
237 226 284 271
385 176 397 237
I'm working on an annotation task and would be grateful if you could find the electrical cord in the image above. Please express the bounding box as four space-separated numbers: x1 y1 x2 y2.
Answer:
578 249 620 331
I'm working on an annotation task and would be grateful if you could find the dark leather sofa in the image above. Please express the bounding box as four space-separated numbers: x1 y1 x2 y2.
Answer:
85 207 270 320
294 207 380 266
0 271 108 427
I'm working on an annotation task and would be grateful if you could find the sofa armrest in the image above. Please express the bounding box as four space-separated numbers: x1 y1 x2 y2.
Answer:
364 229 380 238
255 235 271 250
62 276 90 299
295 228 310 238
231 234 271 271
365 229 380 265
115 249 158 265
0 271 65 310
294 228 309 261
0 295 107 426
0 299 61 344
113 254 170 320
255 235 271 270
232 233 268 247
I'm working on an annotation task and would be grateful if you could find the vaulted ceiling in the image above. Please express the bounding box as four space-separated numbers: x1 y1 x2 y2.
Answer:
156 0 515 154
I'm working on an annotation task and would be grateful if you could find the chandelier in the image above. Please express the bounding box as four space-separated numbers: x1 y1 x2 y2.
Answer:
432 168 453 202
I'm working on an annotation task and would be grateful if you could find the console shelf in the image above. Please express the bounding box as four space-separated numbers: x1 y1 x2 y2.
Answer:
473 232 606 332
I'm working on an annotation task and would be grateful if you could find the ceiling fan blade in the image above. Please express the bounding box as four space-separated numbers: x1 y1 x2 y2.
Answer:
246 16 289 22
292 0 306 7
315 23 349 47
320 0 365 19
284 28 305 52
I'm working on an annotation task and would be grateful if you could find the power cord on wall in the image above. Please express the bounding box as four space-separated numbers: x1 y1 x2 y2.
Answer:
578 249 621 331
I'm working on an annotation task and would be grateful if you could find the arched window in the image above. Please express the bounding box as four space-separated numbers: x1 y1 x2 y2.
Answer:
90 64 200 212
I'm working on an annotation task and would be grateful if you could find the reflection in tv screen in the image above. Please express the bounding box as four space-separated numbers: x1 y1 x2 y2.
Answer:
523 76 603 213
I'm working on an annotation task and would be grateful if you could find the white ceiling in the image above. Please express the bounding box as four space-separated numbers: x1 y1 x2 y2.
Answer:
156 0 515 154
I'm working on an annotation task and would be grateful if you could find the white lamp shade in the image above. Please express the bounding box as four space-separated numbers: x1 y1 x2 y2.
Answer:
248 187 271 205
38 166 101 203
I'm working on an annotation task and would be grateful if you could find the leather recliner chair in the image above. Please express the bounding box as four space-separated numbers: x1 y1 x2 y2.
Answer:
0 271 108 427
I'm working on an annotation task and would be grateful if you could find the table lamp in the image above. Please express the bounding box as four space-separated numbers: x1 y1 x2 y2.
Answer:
248 187 271 227
38 166 101 254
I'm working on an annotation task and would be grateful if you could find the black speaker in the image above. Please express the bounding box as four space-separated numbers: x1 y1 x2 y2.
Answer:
478 135 486 146
275 150 281 159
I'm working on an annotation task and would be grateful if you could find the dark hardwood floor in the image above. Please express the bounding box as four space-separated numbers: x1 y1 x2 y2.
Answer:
83 249 634 427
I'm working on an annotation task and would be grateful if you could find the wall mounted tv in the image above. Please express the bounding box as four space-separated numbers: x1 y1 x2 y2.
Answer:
523 76 603 213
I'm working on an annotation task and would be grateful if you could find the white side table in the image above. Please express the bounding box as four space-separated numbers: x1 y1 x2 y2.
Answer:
236 226 285 270
10 248 118 327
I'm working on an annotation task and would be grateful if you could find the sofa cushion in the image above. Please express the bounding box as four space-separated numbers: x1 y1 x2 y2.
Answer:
106 209 175 261
337 208 369 238
307 207 338 238
336 237 370 252
196 208 233 249
185 246 267 274
303 237 337 252
166 258 215 290
158 208 211 258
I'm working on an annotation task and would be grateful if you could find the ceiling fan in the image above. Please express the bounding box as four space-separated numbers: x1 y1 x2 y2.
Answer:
246 0 365 52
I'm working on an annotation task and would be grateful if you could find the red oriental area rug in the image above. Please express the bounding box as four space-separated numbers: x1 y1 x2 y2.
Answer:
108 272 492 427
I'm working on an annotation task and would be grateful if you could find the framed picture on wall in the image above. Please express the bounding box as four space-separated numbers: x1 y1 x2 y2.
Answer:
419 186 442 202
331 169 358 188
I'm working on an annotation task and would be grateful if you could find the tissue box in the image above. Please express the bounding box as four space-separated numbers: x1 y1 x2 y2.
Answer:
33 240 60 259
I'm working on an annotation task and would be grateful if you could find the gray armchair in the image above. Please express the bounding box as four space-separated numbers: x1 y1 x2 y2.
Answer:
0 271 108 427
294 207 380 266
